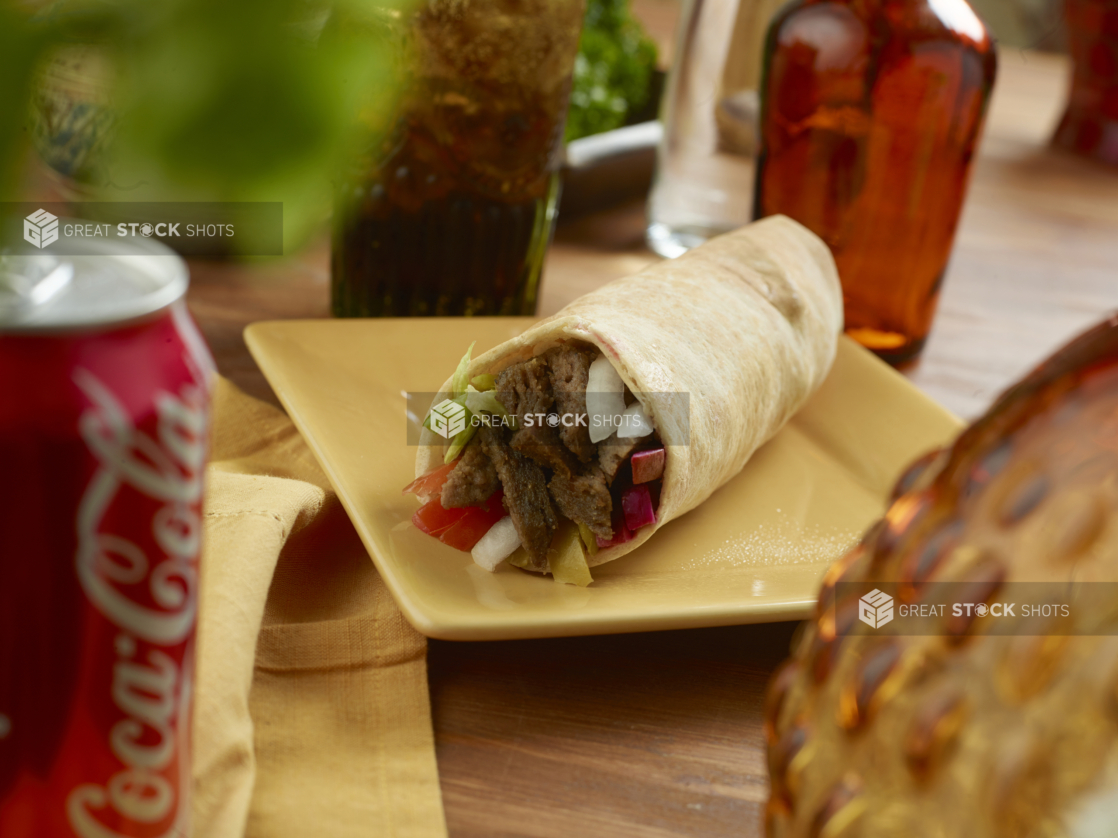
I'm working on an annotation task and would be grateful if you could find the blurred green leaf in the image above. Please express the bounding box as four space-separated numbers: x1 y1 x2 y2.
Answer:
565 0 657 141
0 5 53 201
109 0 407 249
1 0 409 252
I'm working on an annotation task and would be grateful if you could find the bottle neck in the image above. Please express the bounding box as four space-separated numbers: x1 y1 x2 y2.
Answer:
845 0 989 45
846 0 926 13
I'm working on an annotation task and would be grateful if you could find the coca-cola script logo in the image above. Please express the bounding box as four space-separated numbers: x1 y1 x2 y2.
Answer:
66 366 207 838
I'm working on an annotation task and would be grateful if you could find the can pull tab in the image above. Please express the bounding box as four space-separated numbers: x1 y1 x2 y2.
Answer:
0 255 75 324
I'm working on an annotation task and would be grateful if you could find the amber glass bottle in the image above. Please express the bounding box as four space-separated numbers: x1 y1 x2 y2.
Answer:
1053 0 1118 166
753 0 997 363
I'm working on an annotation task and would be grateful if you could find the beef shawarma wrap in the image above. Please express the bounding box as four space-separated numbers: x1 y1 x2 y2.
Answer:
405 215 844 584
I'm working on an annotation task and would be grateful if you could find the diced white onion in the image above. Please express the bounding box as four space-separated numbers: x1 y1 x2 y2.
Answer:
617 401 655 439
586 355 626 444
471 516 520 572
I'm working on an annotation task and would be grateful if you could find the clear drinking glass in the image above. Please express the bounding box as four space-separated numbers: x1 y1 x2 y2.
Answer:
645 0 785 258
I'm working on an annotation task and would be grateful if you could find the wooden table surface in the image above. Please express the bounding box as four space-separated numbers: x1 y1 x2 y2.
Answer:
184 49 1118 837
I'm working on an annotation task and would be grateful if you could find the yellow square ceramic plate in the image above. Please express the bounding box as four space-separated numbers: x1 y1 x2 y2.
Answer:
245 319 961 640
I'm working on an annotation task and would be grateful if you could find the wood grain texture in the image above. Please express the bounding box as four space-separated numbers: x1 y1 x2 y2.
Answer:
180 49 1118 837
908 50 1118 420
428 623 796 838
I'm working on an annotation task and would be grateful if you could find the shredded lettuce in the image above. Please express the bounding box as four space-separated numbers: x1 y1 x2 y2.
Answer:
450 342 476 398
465 385 508 418
428 344 494 465
443 423 477 465
470 373 496 391
420 396 477 464
443 383 511 464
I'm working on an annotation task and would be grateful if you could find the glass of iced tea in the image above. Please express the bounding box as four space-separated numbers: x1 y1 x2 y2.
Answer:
331 0 586 318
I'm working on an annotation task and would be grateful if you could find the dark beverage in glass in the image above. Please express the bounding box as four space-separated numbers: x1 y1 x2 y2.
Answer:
753 0 997 363
332 0 585 318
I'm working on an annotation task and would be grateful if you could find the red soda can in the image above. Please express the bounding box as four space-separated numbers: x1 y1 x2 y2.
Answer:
0 235 213 837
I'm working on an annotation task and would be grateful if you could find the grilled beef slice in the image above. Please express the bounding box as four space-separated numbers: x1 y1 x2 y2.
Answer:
511 424 579 474
469 344 630 563
549 466 613 539
512 419 613 540
441 442 500 509
478 426 556 571
546 345 597 463
497 357 553 426
598 434 640 481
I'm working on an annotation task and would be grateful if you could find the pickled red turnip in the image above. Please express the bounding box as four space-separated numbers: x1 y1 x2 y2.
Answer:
630 447 665 484
621 483 657 531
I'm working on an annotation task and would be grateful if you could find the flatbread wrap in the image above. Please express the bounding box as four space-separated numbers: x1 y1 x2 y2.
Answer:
406 215 844 581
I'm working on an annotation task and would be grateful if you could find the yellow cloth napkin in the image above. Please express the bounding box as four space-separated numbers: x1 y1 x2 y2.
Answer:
192 377 447 838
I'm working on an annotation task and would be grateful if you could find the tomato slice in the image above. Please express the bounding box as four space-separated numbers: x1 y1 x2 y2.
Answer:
403 461 457 500
412 497 469 537
439 492 506 552
412 490 507 552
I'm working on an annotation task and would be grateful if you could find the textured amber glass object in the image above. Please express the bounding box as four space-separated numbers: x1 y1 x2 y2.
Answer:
753 0 997 363
1053 0 1118 165
764 315 1118 836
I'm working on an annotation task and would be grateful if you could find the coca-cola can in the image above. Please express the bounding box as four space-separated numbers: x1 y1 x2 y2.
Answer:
0 234 213 837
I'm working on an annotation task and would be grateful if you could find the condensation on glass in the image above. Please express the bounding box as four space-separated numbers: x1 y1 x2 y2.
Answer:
332 0 585 318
